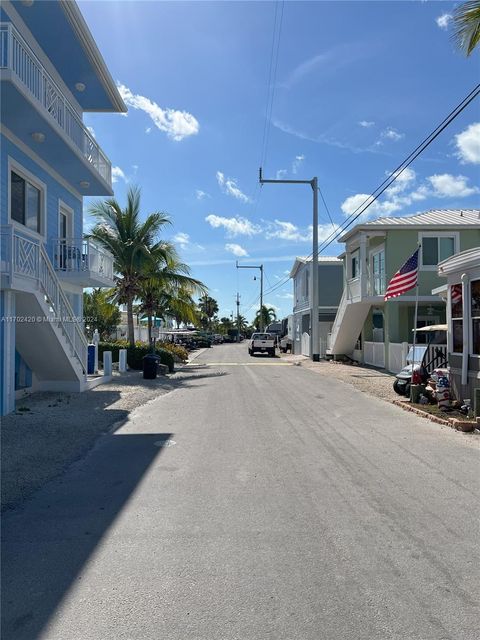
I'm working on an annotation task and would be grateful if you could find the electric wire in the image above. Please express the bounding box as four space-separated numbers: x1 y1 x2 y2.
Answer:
259 83 480 299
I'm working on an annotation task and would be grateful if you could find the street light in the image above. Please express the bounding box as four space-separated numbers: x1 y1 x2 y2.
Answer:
236 261 264 331
259 168 319 361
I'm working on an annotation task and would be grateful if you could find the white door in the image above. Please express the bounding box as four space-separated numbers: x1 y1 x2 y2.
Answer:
301 332 310 356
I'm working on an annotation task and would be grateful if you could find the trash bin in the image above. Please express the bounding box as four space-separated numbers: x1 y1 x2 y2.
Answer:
87 344 95 375
143 354 159 379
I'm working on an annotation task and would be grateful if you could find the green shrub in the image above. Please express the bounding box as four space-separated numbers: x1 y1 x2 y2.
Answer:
156 341 189 362
97 341 175 373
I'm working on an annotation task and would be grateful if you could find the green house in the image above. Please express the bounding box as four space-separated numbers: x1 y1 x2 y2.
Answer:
327 209 480 372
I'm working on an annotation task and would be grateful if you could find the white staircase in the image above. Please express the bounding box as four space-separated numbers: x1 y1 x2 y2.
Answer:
1 227 88 390
327 289 371 356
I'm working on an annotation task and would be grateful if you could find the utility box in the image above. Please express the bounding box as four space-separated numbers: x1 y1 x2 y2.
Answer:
87 344 95 375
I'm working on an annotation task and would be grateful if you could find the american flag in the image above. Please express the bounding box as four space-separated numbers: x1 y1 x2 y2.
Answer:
384 248 419 301
451 284 462 305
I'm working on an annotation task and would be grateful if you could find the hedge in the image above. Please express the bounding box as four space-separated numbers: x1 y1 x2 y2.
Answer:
97 341 174 373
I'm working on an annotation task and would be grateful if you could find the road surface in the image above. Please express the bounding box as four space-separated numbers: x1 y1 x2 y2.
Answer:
2 343 479 639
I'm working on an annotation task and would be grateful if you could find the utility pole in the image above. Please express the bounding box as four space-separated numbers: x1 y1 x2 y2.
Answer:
236 292 241 342
259 168 320 362
236 261 264 331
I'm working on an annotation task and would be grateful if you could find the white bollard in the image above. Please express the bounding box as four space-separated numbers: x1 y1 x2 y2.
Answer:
93 329 100 374
119 349 127 373
103 351 112 377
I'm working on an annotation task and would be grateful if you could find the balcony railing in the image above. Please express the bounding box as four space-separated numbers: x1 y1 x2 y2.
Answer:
52 238 114 282
0 226 87 373
0 22 111 185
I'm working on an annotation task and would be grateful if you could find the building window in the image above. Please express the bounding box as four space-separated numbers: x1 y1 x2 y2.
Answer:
421 236 455 267
371 249 385 295
451 283 463 353
10 171 42 233
351 250 359 279
472 279 480 356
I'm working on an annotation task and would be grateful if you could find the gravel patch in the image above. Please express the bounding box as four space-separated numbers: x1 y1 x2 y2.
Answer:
1 370 180 511
281 353 401 403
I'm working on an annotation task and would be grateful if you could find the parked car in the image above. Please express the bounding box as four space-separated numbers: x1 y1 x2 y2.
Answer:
248 333 276 357
393 325 448 396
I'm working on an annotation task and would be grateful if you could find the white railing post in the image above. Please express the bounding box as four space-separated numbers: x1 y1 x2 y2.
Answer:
119 349 127 373
103 351 112 377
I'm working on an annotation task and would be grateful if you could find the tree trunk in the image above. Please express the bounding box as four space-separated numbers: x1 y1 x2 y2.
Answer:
126 297 135 347
147 313 153 348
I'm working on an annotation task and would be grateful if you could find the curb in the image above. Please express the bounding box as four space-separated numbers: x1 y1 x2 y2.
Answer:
392 399 477 433
186 348 208 364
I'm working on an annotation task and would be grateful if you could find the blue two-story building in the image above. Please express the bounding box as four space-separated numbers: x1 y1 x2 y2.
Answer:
0 0 126 415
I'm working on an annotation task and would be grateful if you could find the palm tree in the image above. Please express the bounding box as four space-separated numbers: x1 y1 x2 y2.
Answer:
253 305 277 331
88 186 171 346
452 1 480 56
83 288 121 340
198 295 219 329
138 251 206 344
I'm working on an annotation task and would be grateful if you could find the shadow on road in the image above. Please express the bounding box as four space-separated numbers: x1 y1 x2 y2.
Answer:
1 432 172 640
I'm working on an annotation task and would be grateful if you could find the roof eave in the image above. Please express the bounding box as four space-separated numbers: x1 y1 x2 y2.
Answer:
60 0 127 113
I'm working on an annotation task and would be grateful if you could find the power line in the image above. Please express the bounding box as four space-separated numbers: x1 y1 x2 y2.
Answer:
260 82 480 299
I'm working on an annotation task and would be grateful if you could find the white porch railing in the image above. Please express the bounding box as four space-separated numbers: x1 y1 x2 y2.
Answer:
0 226 87 373
51 238 114 282
345 277 361 302
364 341 385 368
0 22 111 185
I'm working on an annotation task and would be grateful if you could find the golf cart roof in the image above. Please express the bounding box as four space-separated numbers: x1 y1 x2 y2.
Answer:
412 324 447 332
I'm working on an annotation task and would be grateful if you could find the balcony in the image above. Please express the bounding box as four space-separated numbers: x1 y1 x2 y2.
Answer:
0 23 112 195
51 238 115 288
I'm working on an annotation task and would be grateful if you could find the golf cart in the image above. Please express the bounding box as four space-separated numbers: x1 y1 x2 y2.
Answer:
393 324 448 397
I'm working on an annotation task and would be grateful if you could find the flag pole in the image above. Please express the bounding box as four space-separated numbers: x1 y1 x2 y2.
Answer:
410 244 421 403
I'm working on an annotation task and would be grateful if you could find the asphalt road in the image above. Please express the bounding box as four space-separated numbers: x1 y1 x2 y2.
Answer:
2 343 479 640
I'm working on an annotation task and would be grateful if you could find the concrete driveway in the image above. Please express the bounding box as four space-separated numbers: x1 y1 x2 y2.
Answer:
2 343 479 639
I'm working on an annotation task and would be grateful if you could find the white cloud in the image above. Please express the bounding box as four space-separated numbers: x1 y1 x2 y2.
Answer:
455 123 480 165
265 220 340 243
341 170 479 221
381 127 404 142
384 167 417 197
195 189 210 200
427 174 479 198
205 214 260 237
276 292 294 300
436 13 452 30
87 125 96 138
292 154 305 174
117 82 199 141
359 120 375 128
112 166 127 184
225 243 249 257
145 127 152 134
173 232 190 248
216 171 251 203
276 169 288 179
266 220 310 242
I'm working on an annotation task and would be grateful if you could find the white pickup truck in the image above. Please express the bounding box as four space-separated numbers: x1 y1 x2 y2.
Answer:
248 333 276 357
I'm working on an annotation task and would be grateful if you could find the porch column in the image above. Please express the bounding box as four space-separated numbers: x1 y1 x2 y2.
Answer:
0 291 16 415
359 233 367 299
461 273 470 388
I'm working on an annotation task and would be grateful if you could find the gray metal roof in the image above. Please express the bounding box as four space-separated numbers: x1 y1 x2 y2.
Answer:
364 209 480 227
338 209 480 242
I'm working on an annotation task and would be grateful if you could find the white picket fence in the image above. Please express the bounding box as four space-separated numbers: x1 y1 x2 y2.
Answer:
363 341 385 368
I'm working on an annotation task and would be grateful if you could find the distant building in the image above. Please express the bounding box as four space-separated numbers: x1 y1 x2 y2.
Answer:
289 256 344 356
0 0 126 415
327 209 480 373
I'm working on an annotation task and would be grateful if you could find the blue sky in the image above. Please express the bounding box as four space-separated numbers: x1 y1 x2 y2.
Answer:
80 0 480 322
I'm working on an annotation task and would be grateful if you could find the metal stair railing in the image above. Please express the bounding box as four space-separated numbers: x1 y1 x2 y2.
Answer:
39 244 88 374
0 226 87 374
